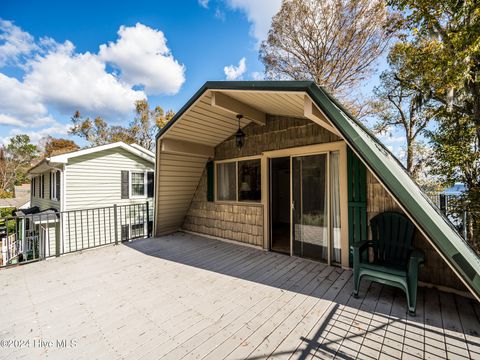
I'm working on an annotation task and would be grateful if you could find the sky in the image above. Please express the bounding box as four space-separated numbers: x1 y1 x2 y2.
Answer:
0 0 400 152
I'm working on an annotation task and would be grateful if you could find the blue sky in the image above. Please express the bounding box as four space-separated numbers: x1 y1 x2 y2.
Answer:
0 0 399 151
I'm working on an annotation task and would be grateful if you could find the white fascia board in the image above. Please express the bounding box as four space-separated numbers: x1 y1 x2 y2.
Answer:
50 142 155 164
130 143 155 158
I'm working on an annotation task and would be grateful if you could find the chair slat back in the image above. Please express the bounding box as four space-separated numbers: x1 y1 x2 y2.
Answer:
370 212 415 268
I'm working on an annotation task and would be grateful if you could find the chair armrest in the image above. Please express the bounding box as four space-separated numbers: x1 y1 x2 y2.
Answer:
351 240 372 251
351 240 373 265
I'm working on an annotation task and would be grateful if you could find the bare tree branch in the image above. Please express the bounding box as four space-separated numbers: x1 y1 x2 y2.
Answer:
260 0 397 110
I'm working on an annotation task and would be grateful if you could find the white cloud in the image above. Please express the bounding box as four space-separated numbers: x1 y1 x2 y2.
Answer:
8 122 70 144
0 21 185 135
0 19 38 66
251 71 264 80
98 23 185 95
198 0 210 8
225 0 282 45
25 40 146 117
0 114 24 127
0 120 70 145
0 114 55 128
0 73 48 125
224 57 247 80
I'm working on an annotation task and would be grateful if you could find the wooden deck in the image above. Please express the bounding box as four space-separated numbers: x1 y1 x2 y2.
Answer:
1 232 479 360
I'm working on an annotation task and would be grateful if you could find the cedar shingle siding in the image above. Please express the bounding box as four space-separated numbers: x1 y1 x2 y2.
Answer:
215 115 340 160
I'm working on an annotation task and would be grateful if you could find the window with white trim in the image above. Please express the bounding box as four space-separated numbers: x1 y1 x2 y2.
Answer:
50 170 61 201
131 172 145 197
129 171 154 199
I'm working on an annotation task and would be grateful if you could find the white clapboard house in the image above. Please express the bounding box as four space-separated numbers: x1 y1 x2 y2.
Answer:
12 142 155 261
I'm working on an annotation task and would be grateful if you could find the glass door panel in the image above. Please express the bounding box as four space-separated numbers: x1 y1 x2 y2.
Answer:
270 157 291 254
330 151 342 264
292 154 328 262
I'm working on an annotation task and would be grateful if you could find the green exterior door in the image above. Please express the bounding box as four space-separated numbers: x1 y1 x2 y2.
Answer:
347 147 367 266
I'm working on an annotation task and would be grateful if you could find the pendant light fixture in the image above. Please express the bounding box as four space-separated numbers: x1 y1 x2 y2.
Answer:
235 114 245 149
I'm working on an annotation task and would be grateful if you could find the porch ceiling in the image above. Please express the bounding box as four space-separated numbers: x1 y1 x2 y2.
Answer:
160 90 310 147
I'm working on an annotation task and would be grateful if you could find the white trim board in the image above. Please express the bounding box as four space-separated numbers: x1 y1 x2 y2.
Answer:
49 142 155 164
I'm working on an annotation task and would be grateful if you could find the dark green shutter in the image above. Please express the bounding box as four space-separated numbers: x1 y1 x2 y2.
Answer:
121 171 129 199
41 174 45 199
206 161 214 202
347 147 367 266
147 172 154 198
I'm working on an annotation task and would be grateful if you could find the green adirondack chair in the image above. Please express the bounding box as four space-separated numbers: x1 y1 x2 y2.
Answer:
352 211 425 315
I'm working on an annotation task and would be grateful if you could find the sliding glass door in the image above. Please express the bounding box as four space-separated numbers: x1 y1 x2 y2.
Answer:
292 154 329 261
291 152 341 264
269 151 342 264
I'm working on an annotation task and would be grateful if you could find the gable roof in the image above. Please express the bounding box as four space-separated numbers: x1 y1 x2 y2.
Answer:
0 196 30 209
50 142 155 164
157 81 480 301
29 142 154 175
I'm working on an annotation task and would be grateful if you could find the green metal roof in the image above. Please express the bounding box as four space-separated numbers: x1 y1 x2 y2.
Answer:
157 80 480 300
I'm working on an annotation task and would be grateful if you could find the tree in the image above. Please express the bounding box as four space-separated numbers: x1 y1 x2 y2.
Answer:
260 0 396 112
0 135 38 195
70 101 174 150
131 100 175 150
387 0 480 245
69 111 136 146
371 50 438 178
429 112 480 245
42 136 80 156
385 0 480 141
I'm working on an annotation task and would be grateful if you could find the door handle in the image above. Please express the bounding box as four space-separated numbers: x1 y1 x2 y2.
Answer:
291 201 295 210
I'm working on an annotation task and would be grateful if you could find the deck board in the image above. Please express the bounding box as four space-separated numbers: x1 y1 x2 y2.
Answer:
0 232 478 360
440 292 470 359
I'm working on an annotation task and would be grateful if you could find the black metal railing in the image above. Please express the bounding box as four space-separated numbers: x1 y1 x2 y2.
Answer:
429 193 479 253
0 202 152 267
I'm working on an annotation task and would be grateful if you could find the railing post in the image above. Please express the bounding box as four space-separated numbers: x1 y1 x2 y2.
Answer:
114 204 119 245
56 213 61 257
146 201 150 238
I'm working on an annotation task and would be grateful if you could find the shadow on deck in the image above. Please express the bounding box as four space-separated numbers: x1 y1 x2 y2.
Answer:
1 232 479 359
123 232 480 360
